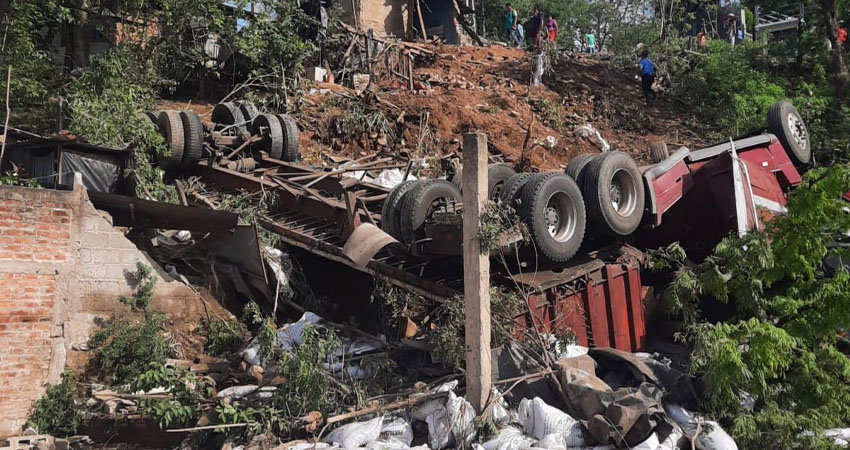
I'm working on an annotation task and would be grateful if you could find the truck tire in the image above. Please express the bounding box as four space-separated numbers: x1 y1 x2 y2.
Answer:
516 173 586 263
487 164 517 200
236 101 260 122
251 114 284 160
565 154 596 181
275 114 301 162
156 110 185 171
498 173 534 206
582 151 645 236
649 141 669 164
767 100 811 166
398 179 461 246
142 111 158 126
381 180 417 240
212 102 247 135
179 110 204 169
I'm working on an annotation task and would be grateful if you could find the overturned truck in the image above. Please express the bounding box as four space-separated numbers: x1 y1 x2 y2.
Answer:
144 99 809 352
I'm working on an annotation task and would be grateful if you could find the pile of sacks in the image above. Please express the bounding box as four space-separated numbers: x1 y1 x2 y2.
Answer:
281 345 737 450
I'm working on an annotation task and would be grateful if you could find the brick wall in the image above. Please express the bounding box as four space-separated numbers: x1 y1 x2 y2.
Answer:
0 274 55 429
0 197 71 262
0 182 203 437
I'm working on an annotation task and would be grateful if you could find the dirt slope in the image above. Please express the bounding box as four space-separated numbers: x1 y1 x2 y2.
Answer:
159 44 707 171
297 44 708 171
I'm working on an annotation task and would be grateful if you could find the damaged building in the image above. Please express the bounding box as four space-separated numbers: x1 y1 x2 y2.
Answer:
339 0 479 44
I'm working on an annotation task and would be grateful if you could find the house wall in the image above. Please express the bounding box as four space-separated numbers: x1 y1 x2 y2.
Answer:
341 0 409 38
0 179 204 438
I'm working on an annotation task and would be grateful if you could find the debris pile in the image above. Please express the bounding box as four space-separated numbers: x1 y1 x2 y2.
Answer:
295 44 709 170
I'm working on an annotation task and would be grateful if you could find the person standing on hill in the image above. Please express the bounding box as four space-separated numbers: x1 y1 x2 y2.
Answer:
529 8 543 51
585 31 596 53
546 15 559 44
505 3 518 47
638 49 657 104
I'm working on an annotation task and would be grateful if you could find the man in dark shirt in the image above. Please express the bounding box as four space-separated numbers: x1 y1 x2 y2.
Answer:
638 49 657 104
529 8 543 51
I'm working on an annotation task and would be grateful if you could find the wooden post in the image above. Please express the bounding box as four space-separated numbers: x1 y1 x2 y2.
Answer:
462 132 491 413
415 0 428 39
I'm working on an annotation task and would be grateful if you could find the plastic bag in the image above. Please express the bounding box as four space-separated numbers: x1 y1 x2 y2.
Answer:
663 404 695 425
216 385 276 400
825 428 850 446
241 312 323 366
286 443 339 450
658 430 683 450
535 433 567 450
364 441 413 449
379 414 414 446
490 389 511 428
370 169 417 189
631 433 659 450
517 397 584 446
478 426 536 450
323 415 384 448
415 391 476 449
693 421 737 450
574 124 610 152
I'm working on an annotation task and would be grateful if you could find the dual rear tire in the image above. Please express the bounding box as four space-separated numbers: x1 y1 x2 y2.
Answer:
381 179 461 246
156 110 203 172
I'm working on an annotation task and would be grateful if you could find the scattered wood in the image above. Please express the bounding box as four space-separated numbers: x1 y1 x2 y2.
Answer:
325 391 448 426
415 0 428 40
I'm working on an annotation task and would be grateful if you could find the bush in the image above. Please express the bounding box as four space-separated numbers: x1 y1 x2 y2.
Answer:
88 315 169 383
65 45 176 202
27 371 84 437
204 318 244 357
430 287 525 370
657 165 850 449
680 40 785 137
118 262 157 311
132 363 214 428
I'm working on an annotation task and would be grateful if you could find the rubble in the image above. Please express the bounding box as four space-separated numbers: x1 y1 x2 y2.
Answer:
0 16 794 450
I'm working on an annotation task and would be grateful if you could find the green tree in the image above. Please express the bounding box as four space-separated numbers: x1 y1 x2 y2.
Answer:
650 165 850 449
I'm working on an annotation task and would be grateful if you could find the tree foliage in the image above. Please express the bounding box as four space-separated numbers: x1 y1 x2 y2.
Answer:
650 165 850 449
27 371 84 437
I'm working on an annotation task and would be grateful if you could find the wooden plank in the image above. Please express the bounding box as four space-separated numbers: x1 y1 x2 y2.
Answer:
462 132 491 413
415 0 428 39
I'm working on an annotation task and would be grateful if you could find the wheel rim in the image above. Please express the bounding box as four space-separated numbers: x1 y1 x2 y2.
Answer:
610 168 638 217
544 191 577 243
492 181 505 199
787 113 808 149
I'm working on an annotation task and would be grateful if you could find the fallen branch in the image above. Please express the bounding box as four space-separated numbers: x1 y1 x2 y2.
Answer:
325 391 448 425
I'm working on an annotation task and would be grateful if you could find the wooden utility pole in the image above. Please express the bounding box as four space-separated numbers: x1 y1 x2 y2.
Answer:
462 132 491 413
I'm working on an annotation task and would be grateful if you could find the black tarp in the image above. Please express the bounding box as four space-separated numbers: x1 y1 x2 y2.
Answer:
60 151 123 193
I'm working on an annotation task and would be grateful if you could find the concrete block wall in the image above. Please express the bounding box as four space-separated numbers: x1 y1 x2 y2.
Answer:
0 182 202 437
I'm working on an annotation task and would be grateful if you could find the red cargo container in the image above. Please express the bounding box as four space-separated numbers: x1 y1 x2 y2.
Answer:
509 246 647 352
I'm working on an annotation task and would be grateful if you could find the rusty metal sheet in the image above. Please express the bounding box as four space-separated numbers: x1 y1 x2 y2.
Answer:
342 223 398 267
87 190 238 232
210 224 271 300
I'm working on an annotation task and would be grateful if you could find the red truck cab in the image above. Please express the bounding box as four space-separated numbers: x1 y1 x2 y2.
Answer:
637 101 809 260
